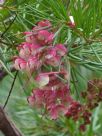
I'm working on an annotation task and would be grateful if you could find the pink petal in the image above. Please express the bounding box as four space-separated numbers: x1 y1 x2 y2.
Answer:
14 58 26 70
38 20 52 27
49 104 67 119
49 105 59 120
38 30 50 39
46 55 61 66
27 56 41 70
33 89 44 106
45 47 56 59
23 31 33 35
37 30 53 45
36 74 50 87
55 44 67 56
46 33 54 44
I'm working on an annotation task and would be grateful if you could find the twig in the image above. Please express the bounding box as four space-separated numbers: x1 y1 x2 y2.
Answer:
3 71 18 109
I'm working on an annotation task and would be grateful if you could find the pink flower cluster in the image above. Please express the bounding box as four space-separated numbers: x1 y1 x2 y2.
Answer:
14 20 70 119
14 20 92 131
65 102 91 131
14 20 67 71
28 72 73 119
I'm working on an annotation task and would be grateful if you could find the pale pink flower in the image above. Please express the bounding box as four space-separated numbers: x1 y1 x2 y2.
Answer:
33 89 44 107
19 42 42 59
35 72 66 90
24 31 38 44
46 33 54 44
36 30 54 45
45 45 67 66
55 44 67 56
45 47 57 59
45 54 61 66
49 104 67 120
36 74 49 87
28 89 44 107
30 44 43 56
14 57 26 70
45 47 60 66
27 56 42 70
19 42 31 59
28 84 71 119
26 36 37 44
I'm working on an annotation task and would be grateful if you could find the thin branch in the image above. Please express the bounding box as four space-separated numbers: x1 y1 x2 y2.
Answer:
3 71 18 109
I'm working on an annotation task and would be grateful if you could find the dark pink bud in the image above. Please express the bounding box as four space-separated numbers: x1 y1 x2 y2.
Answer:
38 20 52 27
79 124 86 132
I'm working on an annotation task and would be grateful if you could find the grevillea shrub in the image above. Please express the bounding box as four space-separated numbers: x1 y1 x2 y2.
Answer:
14 20 102 131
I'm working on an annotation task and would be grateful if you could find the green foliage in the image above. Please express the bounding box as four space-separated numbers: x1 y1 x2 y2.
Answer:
1 0 102 136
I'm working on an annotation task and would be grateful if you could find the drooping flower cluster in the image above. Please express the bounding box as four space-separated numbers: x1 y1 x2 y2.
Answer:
14 20 67 71
28 72 73 119
14 20 70 119
14 20 91 131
